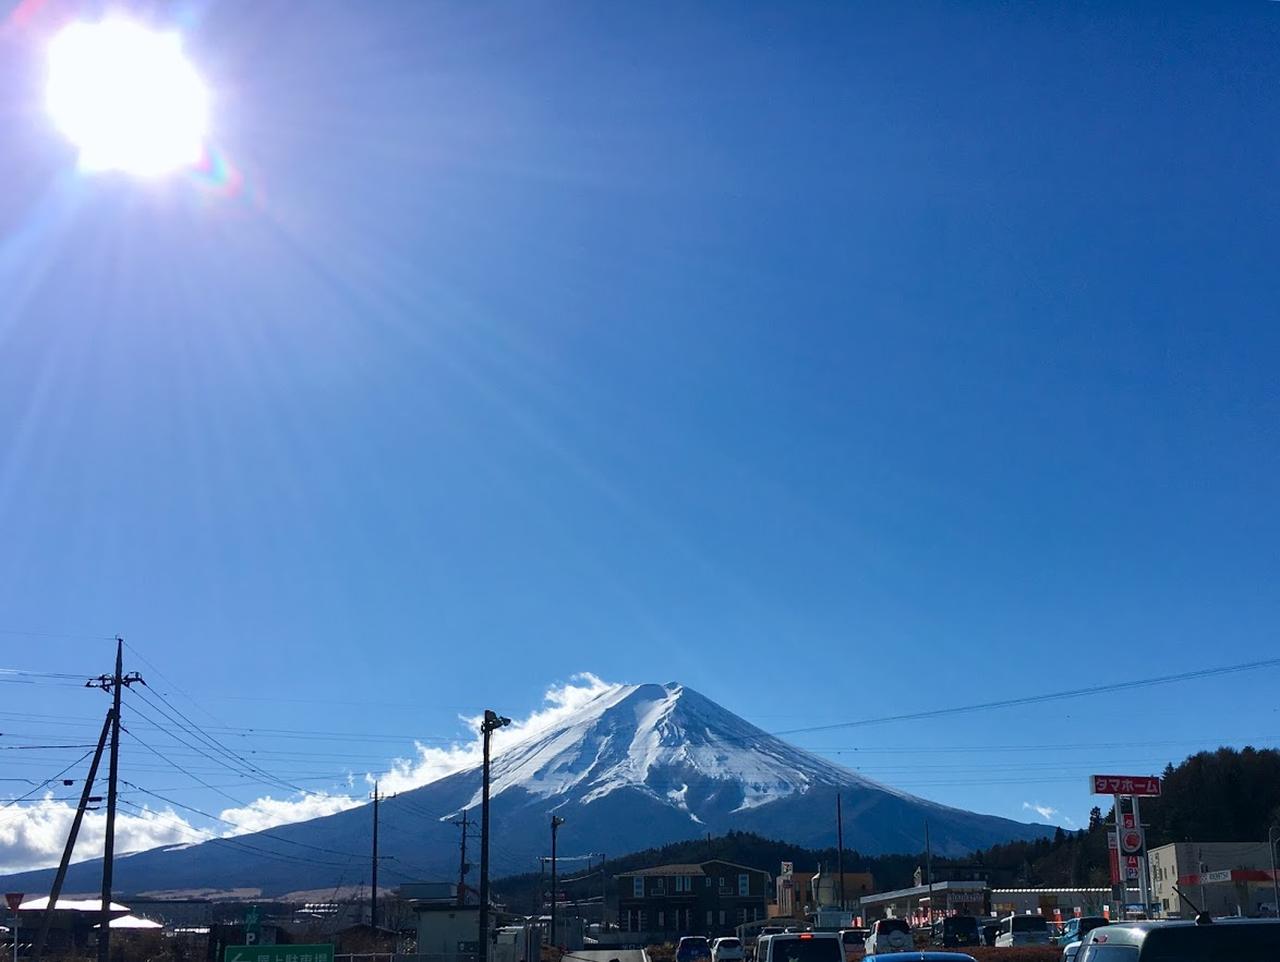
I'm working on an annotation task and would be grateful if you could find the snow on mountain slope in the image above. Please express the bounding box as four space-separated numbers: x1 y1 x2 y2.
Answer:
469 682 914 817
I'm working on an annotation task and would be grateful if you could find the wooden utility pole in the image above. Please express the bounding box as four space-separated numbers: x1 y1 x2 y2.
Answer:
454 809 470 906
32 714 111 962
550 816 565 948
836 794 846 911
371 783 380 929
88 639 142 962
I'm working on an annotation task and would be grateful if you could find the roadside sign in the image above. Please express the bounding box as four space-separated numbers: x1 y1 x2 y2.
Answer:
1120 828 1144 855
1091 775 1161 796
225 945 333 962
1107 832 1120 885
4 894 23 912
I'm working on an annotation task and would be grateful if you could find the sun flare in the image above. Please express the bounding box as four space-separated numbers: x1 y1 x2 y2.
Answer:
46 19 209 176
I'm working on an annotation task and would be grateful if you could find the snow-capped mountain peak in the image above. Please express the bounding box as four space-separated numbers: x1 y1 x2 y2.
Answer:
467 682 899 819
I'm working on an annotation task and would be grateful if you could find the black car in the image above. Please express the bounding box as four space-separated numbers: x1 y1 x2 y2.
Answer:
932 916 979 948
677 938 712 962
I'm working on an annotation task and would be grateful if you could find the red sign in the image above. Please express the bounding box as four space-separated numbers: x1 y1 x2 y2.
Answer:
1107 832 1120 885
1120 829 1144 854
1125 855 1140 881
1091 774 1161 796
4 893 23 912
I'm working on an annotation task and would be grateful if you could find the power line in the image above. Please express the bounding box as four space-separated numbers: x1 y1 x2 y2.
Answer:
0 750 94 808
771 657 1280 736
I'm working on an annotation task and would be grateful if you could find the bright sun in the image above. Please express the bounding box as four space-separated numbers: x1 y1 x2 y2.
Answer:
46 19 209 177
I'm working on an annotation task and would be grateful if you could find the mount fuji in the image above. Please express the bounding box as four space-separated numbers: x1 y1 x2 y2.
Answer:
0 682 1052 897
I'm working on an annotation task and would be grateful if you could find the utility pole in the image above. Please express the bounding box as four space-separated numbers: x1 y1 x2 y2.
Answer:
478 710 510 962
836 795 846 911
550 816 565 949
33 714 111 962
87 638 142 962
598 853 606 933
371 783 380 929
1267 826 1279 921
454 809 471 906
924 819 934 928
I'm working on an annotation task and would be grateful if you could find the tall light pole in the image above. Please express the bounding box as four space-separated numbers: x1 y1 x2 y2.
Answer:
1268 826 1279 920
550 816 565 949
479 710 510 962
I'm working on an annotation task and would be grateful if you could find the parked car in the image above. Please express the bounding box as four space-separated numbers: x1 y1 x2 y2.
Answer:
677 937 712 962
756 932 843 962
980 922 999 946
712 937 745 962
931 916 979 949
838 928 868 961
995 914 1052 947
863 918 913 954
1077 918 1280 961
1058 916 1109 962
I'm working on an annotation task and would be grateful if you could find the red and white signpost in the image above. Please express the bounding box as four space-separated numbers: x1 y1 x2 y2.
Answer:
5 894 23 962
1093 775 1160 917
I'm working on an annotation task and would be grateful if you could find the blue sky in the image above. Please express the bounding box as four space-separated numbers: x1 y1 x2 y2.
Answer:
2 0 1279 871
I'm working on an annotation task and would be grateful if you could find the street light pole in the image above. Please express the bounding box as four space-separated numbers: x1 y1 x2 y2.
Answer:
1268 826 1279 920
478 710 510 962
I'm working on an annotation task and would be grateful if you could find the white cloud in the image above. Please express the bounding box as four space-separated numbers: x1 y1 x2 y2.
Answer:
0 797 206 875
375 672 619 795
1 674 620 875
1022 801 1059 821
217 793 363 834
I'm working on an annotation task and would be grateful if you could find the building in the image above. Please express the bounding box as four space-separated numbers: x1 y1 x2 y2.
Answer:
810 869 875 908
774 869 815 919
859 881 988 922
15 897 132 954
616 860 769 938
990 888 1112 918
1148 841 1279 918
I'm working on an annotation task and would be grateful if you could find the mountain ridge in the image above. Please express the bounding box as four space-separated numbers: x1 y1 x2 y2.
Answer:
0 681 1053 896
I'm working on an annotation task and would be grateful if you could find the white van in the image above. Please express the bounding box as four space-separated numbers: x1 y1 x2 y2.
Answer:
756 932 843 962
996 913 1052 947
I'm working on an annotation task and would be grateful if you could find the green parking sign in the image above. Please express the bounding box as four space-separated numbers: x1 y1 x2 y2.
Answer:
225 944 334 962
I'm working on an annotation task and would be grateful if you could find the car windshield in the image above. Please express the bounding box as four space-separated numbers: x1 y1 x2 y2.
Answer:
768 939 842 962
1012 916 1049 932
878 920 910 935
945 917 978 934
841 933 861 945
719 940 740 949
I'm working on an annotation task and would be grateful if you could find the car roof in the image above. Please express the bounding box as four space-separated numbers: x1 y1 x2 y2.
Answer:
767 932 839 939
1085 919 1280 947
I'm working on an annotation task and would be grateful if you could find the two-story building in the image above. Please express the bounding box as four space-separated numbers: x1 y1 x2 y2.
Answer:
616 860 770 938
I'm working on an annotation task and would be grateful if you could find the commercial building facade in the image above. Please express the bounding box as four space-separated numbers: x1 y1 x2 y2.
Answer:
1148 841 1279 918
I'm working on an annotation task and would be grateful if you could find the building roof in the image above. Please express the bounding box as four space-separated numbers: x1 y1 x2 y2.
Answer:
617 860 768 878
618 863 706 877
20 897 131 913
859 881 987 905
94 915 164 930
